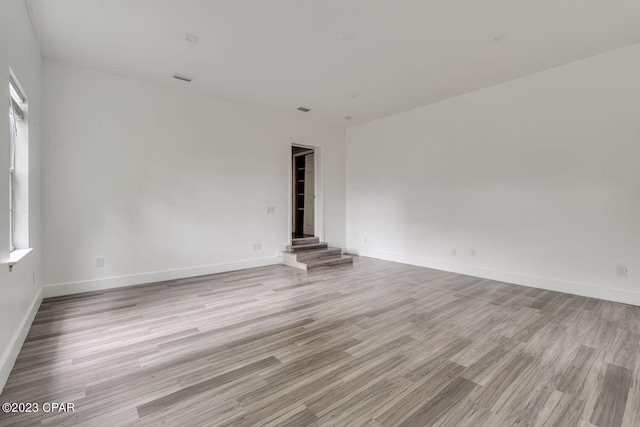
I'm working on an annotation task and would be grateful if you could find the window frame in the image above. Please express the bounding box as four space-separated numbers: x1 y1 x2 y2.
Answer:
8 73 26 254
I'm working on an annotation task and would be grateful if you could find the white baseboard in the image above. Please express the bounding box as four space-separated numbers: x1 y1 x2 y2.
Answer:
43 257 282 298
0 288 42 393
348 248 640 306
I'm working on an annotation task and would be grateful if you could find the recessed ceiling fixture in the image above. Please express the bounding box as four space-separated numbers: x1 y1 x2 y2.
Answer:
297 107 311 112
338 34 352 43
492 34 507 43
185 34 199 44
345 116 352 120
172 73 193 82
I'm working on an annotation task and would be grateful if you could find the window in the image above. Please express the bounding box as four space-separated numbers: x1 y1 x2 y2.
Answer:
8 71 28 259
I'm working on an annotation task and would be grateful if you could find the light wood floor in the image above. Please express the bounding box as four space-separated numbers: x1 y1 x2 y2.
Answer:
1 256 639 426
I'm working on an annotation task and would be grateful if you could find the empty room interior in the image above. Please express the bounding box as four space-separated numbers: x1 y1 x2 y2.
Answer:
1 0 640 426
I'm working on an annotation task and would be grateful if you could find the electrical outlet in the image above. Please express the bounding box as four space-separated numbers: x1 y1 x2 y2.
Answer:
96 257 104 267
451 248 457 257
252 243 262 251
267 206 276 214
470 249 476 257
617 265 628 277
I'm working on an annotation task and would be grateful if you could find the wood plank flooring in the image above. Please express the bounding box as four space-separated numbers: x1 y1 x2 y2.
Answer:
1 256 639 426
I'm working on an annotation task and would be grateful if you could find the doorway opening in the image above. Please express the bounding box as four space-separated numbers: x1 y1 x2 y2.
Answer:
291 146 315 239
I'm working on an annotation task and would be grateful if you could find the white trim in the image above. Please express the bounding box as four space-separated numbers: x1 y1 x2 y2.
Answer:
0 288 42 393
9 68 27 102
347 248 640 307
43 256 282 298
289 142 324 243
9 248 33 268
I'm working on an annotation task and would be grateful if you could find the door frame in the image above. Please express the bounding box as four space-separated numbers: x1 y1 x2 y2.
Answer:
288 142 323 244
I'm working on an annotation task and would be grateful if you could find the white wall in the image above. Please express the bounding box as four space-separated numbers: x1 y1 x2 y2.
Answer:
0 0 43 391
42 59 346 295
347 43 640 305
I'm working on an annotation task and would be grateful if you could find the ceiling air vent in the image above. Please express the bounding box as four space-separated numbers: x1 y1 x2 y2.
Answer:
172 73 193 82
297 107 311 112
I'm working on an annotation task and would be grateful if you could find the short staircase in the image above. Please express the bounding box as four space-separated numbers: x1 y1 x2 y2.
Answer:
282 237 353 271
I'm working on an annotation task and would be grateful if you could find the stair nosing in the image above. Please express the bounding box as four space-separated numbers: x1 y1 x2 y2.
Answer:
291 246 341 254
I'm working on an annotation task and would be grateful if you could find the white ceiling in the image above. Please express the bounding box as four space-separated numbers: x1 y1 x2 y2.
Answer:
28 0 640 127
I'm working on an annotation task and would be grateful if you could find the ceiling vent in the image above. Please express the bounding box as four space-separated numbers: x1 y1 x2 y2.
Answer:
172 73 193 82
297 107 311 112
185 34 199 44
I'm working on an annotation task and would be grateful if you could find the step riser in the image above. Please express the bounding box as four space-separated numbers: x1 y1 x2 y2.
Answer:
286 243 328 252
307 257 353 271
282 251 345 265
281 252 300 268
291 237 320 246
296 249 342 262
